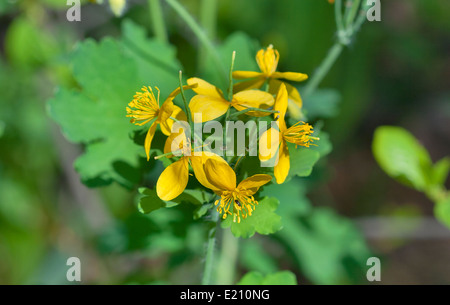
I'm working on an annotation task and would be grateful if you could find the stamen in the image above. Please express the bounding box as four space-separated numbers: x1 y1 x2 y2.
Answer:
283 121 317 147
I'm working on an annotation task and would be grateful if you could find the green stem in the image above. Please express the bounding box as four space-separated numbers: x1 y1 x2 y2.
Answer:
148 0 168 43
202 209 219 285
345 0 361 27
303 42 344 97
216 229 239 285
227 51 236 101
165 0 227 84
334 0 345 34
178 71 192 127
154 150 180 159
198 0 218 72
352 2 370 33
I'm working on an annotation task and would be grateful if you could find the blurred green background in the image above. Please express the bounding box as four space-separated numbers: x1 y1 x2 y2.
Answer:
0 0 449 284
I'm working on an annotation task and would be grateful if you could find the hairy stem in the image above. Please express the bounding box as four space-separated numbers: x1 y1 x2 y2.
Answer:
201 209 219 285
198 0 218 72
302 42 344 97
216 228 239 285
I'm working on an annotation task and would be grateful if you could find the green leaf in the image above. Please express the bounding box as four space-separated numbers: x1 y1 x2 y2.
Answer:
237 271 297 285
302 88 341 120
309 131 332 158
5 17 58 67
48 20 182 188
261 179 371 284
221 197 282 238
193 203 213 220
203 32 259 90
431 157 450 187
138 188 209 214
373 126 433 192
434 197 450 229
286 143 321 180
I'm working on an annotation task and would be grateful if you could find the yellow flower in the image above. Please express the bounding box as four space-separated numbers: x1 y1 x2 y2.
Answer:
259 83 317 184
156 129 227 201
233 45 308 119
126 85 193 160
187 78 274 123
200 159 272 223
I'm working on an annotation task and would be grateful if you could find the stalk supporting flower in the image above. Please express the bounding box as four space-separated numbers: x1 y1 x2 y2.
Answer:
259 83 318 184
126 85 194 160
201 159 272 223
187 77 274 123
232 45 308 119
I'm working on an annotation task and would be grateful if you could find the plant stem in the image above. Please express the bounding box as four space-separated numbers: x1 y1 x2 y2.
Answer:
165 0 227 84
334 0 345 34
148 0 168 43
303 0 370 97
178 71 192 127
302 42 344 97
201 209 219 285
216 228 239 285
198 0 218 72
345 0 361 27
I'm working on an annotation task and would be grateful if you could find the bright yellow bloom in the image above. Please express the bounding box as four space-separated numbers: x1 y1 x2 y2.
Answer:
156 129 227 201
200 159 272 223
233 45 308 119
259 83 317 184
187 78 274 123
126 85 193 160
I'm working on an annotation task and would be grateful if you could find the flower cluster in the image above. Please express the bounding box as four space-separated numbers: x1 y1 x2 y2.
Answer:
126 46 318 223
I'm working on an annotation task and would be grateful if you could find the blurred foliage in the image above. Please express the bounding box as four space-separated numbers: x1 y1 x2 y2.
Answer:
373 126 450 228
237 270 297 285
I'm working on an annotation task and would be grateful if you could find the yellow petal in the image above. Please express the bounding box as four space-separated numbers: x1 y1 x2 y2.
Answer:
156 157 189 201
190 152 227 192
187 77 224 99
144 122 158 161
269 79 303 120
233 78 266 93
287 100 304 121
274 141 290 184
272 82 288 131
160 105 187 135
232 71 264 79
256 45 279 76
237 174 272 195
189 95 230 123
272 72 308 82
259 127 281 162
204 159 236 191
269 79 302 108
158 99 174 126
232 90 274 116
